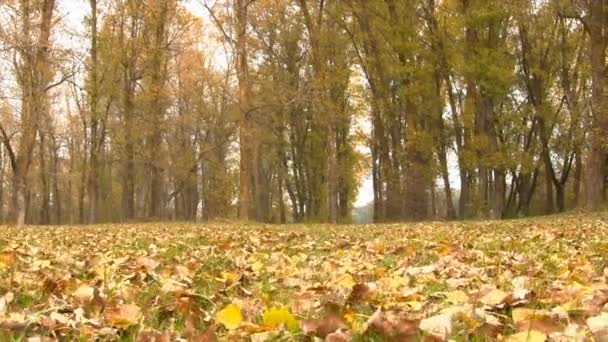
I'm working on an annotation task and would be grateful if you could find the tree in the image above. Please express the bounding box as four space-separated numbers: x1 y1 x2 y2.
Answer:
0 0 59 225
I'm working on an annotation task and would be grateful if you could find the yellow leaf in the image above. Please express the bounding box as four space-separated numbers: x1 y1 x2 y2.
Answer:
337 274 355 289
511 308 552 325
0 252 17 271
405 301 424 310
262 307 298 331
446 290 469 303
216 303 243 330
106 303 141 328
479 289 509 306
511 308 535 325
220 272 239 283
505 330 547 342
343 309 363 333
251 261 264 273
386 276 409 289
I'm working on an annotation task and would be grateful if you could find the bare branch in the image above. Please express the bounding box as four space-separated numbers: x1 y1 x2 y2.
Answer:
44 71 74 92
0 123 17 171
202 1 236 47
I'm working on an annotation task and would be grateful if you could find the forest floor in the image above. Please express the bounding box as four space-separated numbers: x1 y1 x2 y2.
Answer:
1 214 608 341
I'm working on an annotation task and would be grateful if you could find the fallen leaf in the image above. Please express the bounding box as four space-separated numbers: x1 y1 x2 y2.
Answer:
479 289 511 307
262 307 298 331
105 303 142 328
588 289 608 314
136 257 160 272
446 290 469 304
0 252 17 269
215 304 243 330
0 292 14 314
337 274 356 289
220 272 240 284
73 284 95 303
325 328 353 342
363 308 420 340
505 330 547 342
347 283 371 304
419 313 453 339
302 313 347 338
197 324 218 342
587 312 608 333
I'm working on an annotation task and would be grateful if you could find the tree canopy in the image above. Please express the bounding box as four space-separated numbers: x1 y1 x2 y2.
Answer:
0 0 606 225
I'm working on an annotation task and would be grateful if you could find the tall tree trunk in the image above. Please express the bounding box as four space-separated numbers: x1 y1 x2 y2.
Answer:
494 170 505 219
78 152 86 224
122 82 135 220
147 0 169 219
235 0 254 221
403 95 429 220
39 132 50 224
88 0 99 224
51 135 61 224
298 0 338 223
573 149 582 206
4 0 57 225
327 123 338 223
585 0 608 210
0 148 4 223
12 170 26 226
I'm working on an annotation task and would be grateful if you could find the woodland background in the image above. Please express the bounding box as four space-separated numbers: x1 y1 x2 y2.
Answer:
0 0 607 225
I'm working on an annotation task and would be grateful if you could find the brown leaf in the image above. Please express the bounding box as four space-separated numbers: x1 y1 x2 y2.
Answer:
588 289 608 315
196 325 218 342
325 328 353 342
347 283 371 305
302 313 347 339
136 331 172 342
515 317 566 335
105 303 142 328
364 309 420 341
0 317 28 331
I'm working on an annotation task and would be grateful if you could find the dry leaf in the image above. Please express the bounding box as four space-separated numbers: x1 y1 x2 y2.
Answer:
73 284 95 303
106 303 142 328
505 330 547 342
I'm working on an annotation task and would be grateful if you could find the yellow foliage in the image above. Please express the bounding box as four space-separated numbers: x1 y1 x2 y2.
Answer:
262 307 298 331
216 304 243 330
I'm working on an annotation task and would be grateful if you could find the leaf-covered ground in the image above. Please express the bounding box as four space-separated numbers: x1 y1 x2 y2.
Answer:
2 214 608 341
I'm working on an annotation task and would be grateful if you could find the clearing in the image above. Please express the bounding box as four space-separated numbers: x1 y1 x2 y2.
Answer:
1 214 608 341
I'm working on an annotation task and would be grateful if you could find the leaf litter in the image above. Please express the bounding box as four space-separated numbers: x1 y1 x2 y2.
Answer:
0 214 608 340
